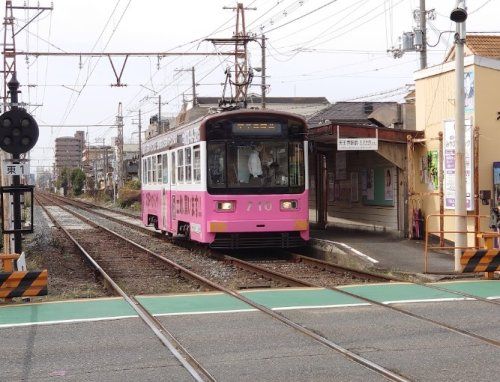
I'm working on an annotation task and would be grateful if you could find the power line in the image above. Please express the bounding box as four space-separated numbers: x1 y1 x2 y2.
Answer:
262 0 339 34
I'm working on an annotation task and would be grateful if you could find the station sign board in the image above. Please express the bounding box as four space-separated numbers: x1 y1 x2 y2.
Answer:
2 161 30 176
337 137 378 151
336 125 378 151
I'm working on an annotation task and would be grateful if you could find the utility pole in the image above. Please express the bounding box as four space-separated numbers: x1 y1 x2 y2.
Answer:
261 34 266 109
419 0 427 69
138 109 142 181
132 109 142 181
388 1 433 69
207 3 257 106
115 102 124 189
174 67 198 107
191 67 197 107
450 1 468 271
2 1 51 254
158 95 162 133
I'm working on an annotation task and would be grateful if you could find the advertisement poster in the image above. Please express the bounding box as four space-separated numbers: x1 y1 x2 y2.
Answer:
419 154 427 183
335 151 347 180
427 150 439 191
384 167 394 201
494 162 500 205
366 168 375 201
351 172 359 202
464 71 474 115
443 119 474 210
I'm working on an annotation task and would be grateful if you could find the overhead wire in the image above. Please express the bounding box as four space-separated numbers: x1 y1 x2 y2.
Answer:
62 0 134 124
261 0 339 34
269 0 369 46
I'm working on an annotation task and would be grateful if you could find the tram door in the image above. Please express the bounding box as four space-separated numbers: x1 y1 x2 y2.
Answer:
316 153 328 229
169 151 177 233
161 154 168 231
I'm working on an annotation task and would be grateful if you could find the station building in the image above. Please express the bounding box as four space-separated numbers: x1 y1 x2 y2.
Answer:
412 34 500 245
307 101 420 236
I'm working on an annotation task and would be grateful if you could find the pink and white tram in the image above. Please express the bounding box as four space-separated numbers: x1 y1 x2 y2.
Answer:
140 109 309 249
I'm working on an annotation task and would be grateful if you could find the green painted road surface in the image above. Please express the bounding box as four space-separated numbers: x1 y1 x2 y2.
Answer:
0 281 498 328
0 298 135 327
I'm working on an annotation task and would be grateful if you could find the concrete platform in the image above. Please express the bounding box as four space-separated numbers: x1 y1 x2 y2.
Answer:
309 227 465 277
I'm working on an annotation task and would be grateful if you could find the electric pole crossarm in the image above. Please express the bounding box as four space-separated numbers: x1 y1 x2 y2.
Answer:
15 51 235 57
108 55 129 87
13 7 53 37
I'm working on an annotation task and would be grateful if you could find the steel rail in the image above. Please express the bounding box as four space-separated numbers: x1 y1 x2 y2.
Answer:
46 192 500 308
35 195 215 382
224 253 500 348
287 252 394 282
40 194 411 382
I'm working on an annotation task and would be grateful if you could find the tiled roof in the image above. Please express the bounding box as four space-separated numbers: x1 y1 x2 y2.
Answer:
466 34 500 58
307 101 398 127
445 34 500 61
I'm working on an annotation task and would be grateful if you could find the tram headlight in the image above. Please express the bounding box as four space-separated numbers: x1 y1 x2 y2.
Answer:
280 200 298 211
216 201 235 212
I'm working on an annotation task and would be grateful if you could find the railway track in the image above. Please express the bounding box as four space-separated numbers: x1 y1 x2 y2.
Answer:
41 192 500 306
37 192 414 381
37 192 500 380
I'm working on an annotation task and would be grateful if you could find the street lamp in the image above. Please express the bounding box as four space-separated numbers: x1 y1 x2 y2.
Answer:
451 0 467 272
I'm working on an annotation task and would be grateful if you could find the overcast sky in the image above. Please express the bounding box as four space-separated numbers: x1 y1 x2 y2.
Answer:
3 0 498 170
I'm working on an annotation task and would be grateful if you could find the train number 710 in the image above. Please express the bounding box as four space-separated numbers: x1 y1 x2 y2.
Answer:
247 201 272 212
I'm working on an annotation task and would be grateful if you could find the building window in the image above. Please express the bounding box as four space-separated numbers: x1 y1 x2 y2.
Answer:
185 147 192 183
177 149 184 183
193 145 201 183
162 153 169 184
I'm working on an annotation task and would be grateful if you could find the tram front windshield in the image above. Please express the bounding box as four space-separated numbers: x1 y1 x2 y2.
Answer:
207 120 305 194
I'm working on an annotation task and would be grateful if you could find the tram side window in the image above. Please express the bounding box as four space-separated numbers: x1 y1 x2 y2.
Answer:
171 151 176 185
151 155 157 183
142 159 147 184
193 145 201 183
289 142 305 187
207 142 225 188
162 153 168 184
185 147 192 183
157 155 162 183
177 149 184 183
147 157 152 183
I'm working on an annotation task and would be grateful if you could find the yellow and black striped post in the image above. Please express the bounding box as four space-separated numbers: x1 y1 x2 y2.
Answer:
0 270 48 298
461 249 500 279
0 253 48 300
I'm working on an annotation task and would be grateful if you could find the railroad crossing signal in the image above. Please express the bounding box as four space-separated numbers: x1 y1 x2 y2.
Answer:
0 108 39 155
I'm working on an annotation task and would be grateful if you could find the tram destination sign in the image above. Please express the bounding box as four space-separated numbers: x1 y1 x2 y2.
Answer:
337 137 378 151
232 122 282 135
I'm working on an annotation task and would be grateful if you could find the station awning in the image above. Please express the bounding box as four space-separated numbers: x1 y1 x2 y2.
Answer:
308 123 423 144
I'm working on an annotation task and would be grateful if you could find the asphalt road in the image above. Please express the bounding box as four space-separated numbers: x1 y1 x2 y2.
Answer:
2 298 498 381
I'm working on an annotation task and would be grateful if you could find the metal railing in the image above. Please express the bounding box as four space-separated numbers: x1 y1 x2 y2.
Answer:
424 213 488 273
